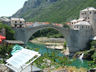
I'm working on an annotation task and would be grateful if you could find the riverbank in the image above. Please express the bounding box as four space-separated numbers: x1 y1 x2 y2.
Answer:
30 37 65 50
27 42 90 71
43 66 87 72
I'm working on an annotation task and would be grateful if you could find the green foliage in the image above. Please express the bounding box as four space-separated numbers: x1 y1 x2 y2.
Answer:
64 42 67 48
58 56 70 66
0 60 3 64
0 22 15 40
91 51 96 63
63 24 70 28
30 28 64 39
0 45 13 63
4 25 15 40
90 41 96 48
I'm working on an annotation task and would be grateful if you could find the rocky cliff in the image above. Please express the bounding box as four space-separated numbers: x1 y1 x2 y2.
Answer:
12 0 57 18
12 0 96 23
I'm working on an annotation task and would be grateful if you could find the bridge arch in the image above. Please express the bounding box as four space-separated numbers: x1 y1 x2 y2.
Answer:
14 24 70 44
28 25 69 41
14 24 71 55
14 23 91 55
29 27 64 39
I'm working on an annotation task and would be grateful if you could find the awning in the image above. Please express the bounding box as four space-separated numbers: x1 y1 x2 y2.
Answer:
11 44 24 55
6 48 41 72
0 35 6 43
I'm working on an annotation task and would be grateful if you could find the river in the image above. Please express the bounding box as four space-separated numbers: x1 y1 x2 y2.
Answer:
27 42 90 69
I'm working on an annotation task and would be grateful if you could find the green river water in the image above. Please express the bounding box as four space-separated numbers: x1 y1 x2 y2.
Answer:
27 42 90 69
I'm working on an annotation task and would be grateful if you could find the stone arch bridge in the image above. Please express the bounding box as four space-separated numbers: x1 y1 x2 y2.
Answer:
14 23 92 54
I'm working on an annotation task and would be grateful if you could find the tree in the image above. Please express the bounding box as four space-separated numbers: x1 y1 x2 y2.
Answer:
0 45 13 63
90 41 96 48
0 22 15 40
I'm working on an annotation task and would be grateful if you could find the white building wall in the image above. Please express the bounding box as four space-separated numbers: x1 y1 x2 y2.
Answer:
80 7 96 36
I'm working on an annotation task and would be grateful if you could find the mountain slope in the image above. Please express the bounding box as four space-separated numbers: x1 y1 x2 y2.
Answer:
13 0 96 23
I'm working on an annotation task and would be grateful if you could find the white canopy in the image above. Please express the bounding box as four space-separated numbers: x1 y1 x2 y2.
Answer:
6 48 41 72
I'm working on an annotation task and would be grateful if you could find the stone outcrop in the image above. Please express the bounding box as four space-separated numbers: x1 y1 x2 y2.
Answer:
0 64 10 72
12 0 57 18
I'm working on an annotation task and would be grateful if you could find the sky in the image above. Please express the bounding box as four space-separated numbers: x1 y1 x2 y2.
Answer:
0 0 27 17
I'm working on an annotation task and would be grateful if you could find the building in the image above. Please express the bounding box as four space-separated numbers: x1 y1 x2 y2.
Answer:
13 7 96 55
73 21 91 30
69 7 96 33
80 7 96 35
11 18 25 28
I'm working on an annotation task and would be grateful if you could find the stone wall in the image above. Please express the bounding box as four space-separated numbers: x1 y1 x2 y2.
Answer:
67 29 92 55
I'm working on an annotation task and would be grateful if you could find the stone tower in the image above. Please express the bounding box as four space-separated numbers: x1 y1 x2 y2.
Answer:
80 7 96 36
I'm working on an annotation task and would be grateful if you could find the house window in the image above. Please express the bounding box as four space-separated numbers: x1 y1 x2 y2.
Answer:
15 21 17 23
20 21 22 24
15 25 17 27
20 25 22 28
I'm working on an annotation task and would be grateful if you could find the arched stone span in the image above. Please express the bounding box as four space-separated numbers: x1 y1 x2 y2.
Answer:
28 26 68 40
14 24 92 55
15 24 70 44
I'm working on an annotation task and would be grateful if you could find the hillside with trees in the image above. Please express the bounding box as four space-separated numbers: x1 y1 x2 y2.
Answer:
13 0 96 23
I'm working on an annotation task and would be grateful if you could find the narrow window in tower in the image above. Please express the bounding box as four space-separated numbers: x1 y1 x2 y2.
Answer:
15 21 17 23
20 21 22 24
15 24 17 27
